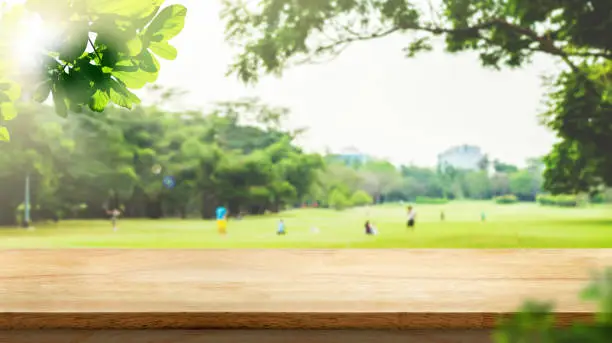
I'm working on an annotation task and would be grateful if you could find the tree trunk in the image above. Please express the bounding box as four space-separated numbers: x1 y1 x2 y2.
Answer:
127 187 147 218
200 193 216 219
228 200 240 218
269 201 280 213
145 199 163 219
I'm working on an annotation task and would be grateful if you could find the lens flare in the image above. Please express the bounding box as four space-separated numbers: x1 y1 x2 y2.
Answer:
163 175 176 189
151 164 162 175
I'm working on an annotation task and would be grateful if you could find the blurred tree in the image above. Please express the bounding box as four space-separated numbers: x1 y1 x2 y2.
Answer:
219 0 612 193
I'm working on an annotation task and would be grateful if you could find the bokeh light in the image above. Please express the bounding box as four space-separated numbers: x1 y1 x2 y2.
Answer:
163 175 176 189
151 164 162 175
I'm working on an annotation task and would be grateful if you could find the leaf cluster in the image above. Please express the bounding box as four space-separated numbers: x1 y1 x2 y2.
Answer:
219 0 612 194
494 268 612 343
0 0 187 140
541 62 612 193
221 0 612 82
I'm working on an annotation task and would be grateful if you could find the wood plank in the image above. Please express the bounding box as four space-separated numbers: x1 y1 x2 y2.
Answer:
0 249 608 329
0 330 494 343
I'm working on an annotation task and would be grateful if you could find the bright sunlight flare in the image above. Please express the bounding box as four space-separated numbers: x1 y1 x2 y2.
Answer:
1 0 59 71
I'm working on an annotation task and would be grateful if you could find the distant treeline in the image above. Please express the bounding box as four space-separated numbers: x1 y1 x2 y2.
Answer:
2 99 603 227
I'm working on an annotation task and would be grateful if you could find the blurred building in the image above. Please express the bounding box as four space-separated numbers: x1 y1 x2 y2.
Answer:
437 145 487 172
328 146 370 167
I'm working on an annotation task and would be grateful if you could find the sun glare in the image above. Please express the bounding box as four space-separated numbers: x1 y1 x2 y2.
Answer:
13 16 46 67
2 0 59 71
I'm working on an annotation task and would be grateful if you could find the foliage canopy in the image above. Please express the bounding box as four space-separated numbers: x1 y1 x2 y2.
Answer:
0 94 547 226
494 268 612 343
0 0 187 140
220 0 612 194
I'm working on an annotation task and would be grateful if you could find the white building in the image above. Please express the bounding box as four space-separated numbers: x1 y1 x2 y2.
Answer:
333 146 370 166
438 145 487 172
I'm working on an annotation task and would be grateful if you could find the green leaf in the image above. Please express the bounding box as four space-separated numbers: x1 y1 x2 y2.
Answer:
85 0 164 19
0 126 9 141
59 25 90 62
0 81 21 101
581 283 600 301
113 60 140 73
138 50 160 74
95 24 143 57
112 69 151 89
33 80 53 102
0 102 17 121
145 4 187 43
133 5 162 29
149 41 177 60
89 89 110 112
125 36 143 56
111 60 156 89
91 20 129 57
109 79 141 109
77 59 107 84
60 68 95 110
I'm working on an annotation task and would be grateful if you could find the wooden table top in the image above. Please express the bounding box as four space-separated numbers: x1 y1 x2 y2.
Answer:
0 249 608 329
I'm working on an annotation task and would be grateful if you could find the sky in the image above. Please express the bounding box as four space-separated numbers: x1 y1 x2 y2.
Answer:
6 0 561 168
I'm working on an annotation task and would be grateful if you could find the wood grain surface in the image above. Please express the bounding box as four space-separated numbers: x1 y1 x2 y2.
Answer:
0 330 494 343
0 249 608 329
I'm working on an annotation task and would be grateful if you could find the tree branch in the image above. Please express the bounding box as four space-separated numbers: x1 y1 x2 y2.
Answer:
313 27 399 54
88 37 103 65
310 18 611 70
287 16 611 102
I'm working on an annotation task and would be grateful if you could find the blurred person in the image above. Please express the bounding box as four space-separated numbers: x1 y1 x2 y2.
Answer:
277 219 286 235
107 208 121 231
216 205 228 234
407 206 416 229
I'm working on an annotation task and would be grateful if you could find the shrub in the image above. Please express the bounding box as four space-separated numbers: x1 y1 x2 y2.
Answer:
415 196 449 204
495 267 612 342
350 190 373 207
591 193 606 204
328 189 351 211
495 194 518 204
536 194 579 207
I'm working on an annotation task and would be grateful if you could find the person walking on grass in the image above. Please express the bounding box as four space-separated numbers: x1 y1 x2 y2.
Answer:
407 206 416 230
107 208 121 232
216 205 228 235
277 219 286 235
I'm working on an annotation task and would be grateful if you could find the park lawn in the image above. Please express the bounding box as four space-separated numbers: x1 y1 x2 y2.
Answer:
0 202 611 248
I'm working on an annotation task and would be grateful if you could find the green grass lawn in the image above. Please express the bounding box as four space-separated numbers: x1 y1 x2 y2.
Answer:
1 202 611 248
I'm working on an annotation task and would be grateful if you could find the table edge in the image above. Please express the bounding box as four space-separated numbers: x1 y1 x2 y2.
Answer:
0 312 595 330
